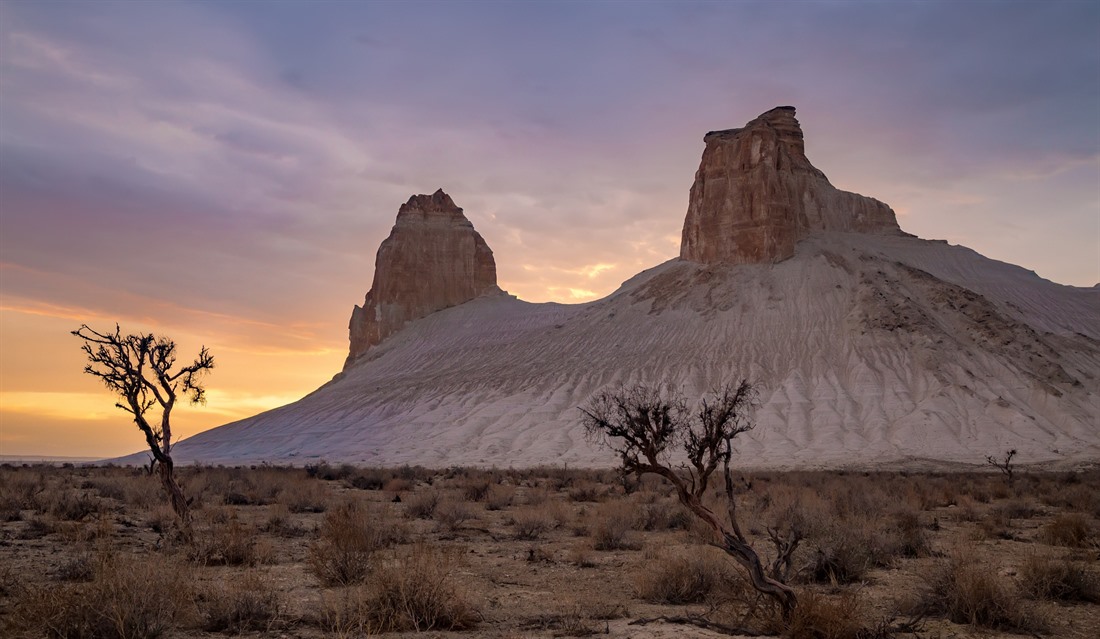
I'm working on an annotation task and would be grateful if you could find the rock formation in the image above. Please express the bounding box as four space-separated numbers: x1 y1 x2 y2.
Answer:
680 106 902 265
144 107 1100 470
345 189 500 368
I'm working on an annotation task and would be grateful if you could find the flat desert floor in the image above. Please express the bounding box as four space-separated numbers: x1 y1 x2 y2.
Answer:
1 463 1097 638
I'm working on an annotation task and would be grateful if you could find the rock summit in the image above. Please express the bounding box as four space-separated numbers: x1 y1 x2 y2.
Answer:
345 189 500 368
680 106 902 265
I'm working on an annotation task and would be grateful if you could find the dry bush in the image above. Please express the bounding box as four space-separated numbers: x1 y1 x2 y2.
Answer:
976 508 1014 541
1040 478 1100 516
785 591 868 639
17 516 56 540
347 467 389 490
52 554 96 583
279 479 329 513
309 500 404 586
48 490 102 522
305 461 356 481
433 499 476 532
918 555 1047 632
568 544 597 568
872 510 931 561
567 481 605 502
805 536 871 585
317 588 381 637
145 505 177 535
993 498 1041 520
5 554 195 639
458 477 493 502
383 477 414 493
511 508 554 540
189 514 257 566
349 543 481 632
0 467 44 519
524 486 550 506
261 503 306 537
1040 513 1094 548
403 489 441 519
592 502 640 551
634 549 728 604
1018 554 1100 603
638 498 691 531
200 570 283 633
484 484 515 510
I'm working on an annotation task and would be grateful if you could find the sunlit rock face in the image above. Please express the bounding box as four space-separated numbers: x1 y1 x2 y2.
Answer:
346 189 500 369
680 106 902 265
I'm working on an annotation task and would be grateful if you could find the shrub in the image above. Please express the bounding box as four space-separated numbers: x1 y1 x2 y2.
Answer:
592 503 640 551
347 467 388 490
361 544 480 631
403 490 441 519
634 551 725 604
309 501 403 586
201 570 283 633
261 503 305 537
512 508 553 540
918 556 1046 632
6 555 195 639
189 515 256 566
785 591 868 639
805 526 873 585
1018 554 1100 603
639 499 691 531
433 499 476 532
460 478 492 502
48 491 101 522
567 481 604 502
1040 513 1093 548
279 480 328 513
484 484 515 510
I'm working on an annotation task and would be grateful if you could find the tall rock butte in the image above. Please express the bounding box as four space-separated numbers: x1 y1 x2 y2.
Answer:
345 189 500 369
680 106 902 264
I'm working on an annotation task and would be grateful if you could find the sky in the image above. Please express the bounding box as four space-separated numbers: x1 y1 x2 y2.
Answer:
1 0 1097 458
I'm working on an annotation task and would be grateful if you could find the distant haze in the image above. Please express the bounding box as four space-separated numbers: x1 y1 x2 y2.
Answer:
1 1 1097 458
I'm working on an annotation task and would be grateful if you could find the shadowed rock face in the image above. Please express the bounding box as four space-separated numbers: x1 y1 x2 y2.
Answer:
345 189 500 369
680 106 902 265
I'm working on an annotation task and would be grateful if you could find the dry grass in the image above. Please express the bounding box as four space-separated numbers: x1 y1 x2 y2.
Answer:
200 570 283 633
5 553 195 639
511 507 555 540
309 499 404 586
633 549 728 604
1018 554 1100 603
785 591 869 639
917 554 1048 633
1040 512 1094 548
322 544 481 633
591 502 640 551
2 464 1099 638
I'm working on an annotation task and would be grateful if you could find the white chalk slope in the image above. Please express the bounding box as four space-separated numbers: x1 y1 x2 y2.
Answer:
161 231 1099 469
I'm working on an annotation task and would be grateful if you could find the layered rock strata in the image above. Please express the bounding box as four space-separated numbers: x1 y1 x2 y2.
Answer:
680 106 902 265
345 189 500 368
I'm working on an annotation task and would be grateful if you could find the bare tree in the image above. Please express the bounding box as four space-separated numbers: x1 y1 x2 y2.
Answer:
73 324 214 528
581 381 800 622
986 448 1017 486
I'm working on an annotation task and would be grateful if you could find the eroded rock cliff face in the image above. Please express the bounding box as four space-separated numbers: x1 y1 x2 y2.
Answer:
345 189 500 368
680 106 902 265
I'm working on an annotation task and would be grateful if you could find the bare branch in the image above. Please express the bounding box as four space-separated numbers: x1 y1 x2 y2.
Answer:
73 323 213 530
580 381 797 623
